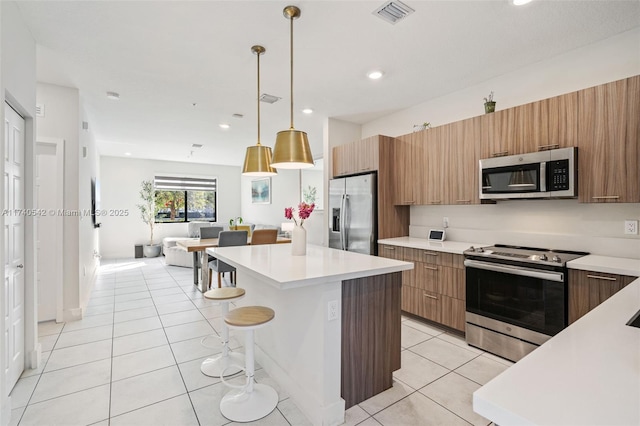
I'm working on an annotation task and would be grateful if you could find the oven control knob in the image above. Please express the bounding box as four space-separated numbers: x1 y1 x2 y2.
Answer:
540 254 548 261
552 255 561 263
477 247 485 253
469 246 475 252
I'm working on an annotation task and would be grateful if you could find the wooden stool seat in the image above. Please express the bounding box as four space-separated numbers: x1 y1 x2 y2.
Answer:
204 287 245 301
225 306 275 328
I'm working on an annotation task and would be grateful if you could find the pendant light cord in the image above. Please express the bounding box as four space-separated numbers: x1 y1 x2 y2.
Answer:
289 14 294 130
257 48 261 146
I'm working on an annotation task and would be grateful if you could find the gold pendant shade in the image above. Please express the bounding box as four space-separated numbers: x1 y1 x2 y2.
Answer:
242 45 277 176
270 5 314 169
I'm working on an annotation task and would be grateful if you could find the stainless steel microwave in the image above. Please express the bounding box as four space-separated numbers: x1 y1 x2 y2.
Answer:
479 147 578 200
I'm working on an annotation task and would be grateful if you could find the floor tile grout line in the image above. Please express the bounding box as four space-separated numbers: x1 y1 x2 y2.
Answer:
415 371 482 426
107 274 117 426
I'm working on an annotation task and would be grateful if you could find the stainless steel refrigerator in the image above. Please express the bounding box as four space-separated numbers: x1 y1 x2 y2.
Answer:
328 173 377 255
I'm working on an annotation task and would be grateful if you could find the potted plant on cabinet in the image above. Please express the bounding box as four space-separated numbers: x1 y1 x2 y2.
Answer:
136 180 161 257
229 216 243 230
484 91 496 114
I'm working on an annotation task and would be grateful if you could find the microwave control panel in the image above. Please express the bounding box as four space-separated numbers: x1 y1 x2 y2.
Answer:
547 159 570 191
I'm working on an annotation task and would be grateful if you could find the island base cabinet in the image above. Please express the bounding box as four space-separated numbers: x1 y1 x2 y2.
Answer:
341 272 401 409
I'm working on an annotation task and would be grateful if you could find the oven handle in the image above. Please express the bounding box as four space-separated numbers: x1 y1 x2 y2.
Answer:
464 259 564 283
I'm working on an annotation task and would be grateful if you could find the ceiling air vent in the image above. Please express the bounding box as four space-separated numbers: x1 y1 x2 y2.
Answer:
191 144 203 149
373 0 414 24
260 94 281 104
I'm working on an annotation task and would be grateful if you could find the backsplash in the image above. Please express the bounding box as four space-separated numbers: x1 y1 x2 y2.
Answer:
409 200 640 259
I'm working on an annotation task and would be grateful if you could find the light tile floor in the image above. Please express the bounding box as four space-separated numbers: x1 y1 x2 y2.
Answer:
9 257 512 426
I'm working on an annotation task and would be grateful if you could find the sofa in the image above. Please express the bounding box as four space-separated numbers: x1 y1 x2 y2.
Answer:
163 222 220 268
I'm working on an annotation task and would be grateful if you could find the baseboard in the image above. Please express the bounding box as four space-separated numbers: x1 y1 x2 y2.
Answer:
63 308 83 322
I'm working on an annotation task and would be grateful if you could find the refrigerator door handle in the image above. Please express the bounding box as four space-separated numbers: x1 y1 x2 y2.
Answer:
340 194 347 250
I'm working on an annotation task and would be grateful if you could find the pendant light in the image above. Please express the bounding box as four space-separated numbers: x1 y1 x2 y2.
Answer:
242 45 277 176
270 5 314 169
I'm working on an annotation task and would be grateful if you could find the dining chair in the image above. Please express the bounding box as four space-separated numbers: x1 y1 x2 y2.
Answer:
208 230 248 288
235 225 252 236
200 226 223 239
250 229 278 245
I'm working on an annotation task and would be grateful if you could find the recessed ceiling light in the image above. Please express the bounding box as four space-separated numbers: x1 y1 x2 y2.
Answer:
302 108 313 114
513 0 532 5
106 91 120 100
219 124 230 129
367 71 384 80
124 152 131 156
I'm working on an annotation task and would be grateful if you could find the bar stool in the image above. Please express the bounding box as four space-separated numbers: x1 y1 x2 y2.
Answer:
219 306 278 422
200 287 246 377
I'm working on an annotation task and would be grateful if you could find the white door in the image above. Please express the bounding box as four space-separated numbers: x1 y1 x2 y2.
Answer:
35 145 58 321
4 102 25 393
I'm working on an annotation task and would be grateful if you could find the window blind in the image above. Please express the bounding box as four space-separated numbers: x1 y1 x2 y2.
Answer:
154 176 217 191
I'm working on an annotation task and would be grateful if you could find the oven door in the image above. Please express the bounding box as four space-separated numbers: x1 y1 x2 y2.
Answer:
464 259 566 336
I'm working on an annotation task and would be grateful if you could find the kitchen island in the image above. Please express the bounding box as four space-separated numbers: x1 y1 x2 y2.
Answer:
207 244 413 426
473 276 640 425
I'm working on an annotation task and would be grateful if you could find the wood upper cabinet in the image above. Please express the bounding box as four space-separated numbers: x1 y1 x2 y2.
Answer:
448 117 481 205
568 269 636 324
577 75 640 203
480 108 517 159
420 126 448 205
393 134 417 205
547 92 579 149
332 137 379 177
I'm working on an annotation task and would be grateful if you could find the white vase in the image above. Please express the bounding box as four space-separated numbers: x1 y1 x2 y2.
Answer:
291 224 307 256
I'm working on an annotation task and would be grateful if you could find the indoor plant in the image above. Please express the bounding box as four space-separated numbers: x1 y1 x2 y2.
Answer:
484 91 496 113
136 180 161 257
284 202 315 256
413 122 431 132
229 216 243 230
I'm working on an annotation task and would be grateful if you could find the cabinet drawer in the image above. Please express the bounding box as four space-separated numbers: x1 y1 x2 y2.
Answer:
379 244 403 260
441 296 465 331
439 267 465 300
415 262 441 293
568 269 636 323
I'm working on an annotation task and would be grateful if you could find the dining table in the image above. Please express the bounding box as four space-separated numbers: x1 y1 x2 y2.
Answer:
176 236 291 292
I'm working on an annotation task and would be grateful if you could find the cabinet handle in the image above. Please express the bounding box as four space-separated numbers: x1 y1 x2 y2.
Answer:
423 265 438 271
591 196 620 200
402 200 416 204
383 247 395 250
456 199 471 203
491 151 509 157
429 200 442 204
423 293 438 300
586 274 616 281
423 252 438 256
537 144 559 151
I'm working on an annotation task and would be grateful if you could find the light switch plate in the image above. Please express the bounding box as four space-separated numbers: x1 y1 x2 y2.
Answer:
624 220 638 235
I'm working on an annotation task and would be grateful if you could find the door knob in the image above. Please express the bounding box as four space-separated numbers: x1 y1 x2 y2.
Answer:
17 264 24 268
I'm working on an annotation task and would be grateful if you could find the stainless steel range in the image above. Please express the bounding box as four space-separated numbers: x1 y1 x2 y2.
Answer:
464 244 588 362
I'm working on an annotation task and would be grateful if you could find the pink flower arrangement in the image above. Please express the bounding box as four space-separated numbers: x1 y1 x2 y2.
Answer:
284 202 315 226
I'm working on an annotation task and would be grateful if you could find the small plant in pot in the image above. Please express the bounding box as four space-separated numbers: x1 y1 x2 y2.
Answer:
229 216 243 230
484 91 496 114
136 180 161 257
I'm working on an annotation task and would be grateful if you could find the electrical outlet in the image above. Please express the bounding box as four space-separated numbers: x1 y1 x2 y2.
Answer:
443 217 449 228
328 300 339 321
624 220 638 235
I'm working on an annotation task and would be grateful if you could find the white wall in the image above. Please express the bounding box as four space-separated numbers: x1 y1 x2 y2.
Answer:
1 1 38 422
360 28 640 259
99 156 241 258
35 83 83 319
78 109 99 309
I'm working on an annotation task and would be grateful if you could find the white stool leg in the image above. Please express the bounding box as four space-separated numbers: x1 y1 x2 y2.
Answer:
220 327 278 422
200 301 244 377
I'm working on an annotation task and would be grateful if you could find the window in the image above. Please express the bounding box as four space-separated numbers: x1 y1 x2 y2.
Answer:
153 176 217 223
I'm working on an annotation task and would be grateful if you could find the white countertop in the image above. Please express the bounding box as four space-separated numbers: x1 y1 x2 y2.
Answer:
473 277 640 426
567 254 640 277
377 237 489 255
208 244 413 290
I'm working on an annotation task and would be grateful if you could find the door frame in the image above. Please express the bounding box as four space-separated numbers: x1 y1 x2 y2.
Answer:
35 138 64 323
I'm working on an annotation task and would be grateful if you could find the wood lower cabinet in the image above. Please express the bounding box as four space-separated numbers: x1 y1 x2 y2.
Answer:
380 245 466 332
568 269 636 324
